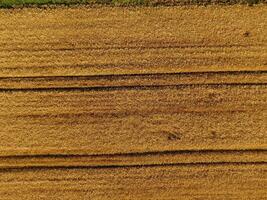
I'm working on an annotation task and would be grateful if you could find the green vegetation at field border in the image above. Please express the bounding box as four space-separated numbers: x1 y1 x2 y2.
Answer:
0 0 265 8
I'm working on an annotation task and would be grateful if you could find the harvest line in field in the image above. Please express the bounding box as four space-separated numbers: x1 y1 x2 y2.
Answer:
0 83 266 92
0 83 266 93
1 148 266 158
1 162 267 172
0 70 266 89
0 149 266 170
0 70 266 79
1 44 265 52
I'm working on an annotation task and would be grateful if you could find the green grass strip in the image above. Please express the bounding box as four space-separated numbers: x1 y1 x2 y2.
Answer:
0 0 265 8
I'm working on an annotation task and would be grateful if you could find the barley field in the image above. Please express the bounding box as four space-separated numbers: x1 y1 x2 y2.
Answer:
0 5 266 199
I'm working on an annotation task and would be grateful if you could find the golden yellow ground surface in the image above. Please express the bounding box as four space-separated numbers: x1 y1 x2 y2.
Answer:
0 5 266 199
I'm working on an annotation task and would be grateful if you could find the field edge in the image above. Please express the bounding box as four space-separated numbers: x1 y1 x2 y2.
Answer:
0 0 266 9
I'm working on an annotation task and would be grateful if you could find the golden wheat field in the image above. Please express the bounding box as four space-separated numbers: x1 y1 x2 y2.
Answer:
0 5 266 199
